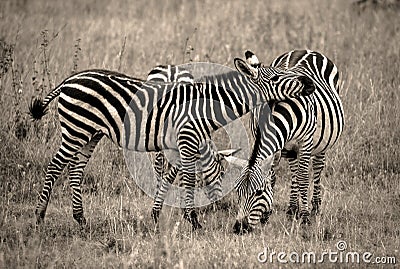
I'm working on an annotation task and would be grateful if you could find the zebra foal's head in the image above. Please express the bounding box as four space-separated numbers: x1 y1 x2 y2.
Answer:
233 164 274 234
234 51 315 101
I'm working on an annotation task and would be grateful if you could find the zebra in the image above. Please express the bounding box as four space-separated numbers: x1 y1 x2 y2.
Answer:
29 65 228 229
233 50 344 234
146 65 240 223
29 58 314 230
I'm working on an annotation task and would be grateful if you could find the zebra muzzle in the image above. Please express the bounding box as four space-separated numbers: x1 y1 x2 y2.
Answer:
223 156 247 167
233 218 252 234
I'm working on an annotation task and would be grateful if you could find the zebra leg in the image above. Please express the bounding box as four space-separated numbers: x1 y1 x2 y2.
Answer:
295 141 313 225
196 140 225 203
178 138 202 230
152 165 179 223
149 151 169 223
260 167 276 224
286 157 299 219
270 167 277 190
152 151 169 220
203 177 222 203
68 133 103 226
311 153 326 216
181 162 202 230
35 139 86 225
152 152 170 198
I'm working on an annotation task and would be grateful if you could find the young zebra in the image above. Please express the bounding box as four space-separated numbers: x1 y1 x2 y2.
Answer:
30 58 314 230
146 65 240 223
233 50 344 234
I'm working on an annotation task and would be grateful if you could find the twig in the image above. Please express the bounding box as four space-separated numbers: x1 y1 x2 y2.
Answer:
182 27 197 63
118 36 127 71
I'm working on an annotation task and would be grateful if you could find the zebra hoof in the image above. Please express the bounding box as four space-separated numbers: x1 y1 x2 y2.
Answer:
35 209 46 226
73 213 87 227
300 213 312 226
310 208 320 217
311 202 321 216
286 206 299 220
151 209 160 224
184 211 202 230
233 219 252 235
192 221 203 231
260 210 272 224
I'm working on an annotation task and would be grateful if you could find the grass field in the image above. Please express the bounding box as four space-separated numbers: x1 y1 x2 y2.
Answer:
0 0 399 268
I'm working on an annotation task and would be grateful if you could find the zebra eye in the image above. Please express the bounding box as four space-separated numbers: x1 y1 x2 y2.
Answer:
270 75 279 83
255 189 264 196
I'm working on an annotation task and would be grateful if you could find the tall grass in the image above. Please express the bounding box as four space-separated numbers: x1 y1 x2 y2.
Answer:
0 0 399 267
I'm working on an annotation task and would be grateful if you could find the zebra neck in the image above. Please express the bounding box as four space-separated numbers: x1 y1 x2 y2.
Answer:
197 71 264 120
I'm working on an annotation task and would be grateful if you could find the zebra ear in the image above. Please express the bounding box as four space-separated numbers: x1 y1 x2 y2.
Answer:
224 155 247 167
218 148 241 157
298 75 315 96
245 50 261 67
234 58 258 79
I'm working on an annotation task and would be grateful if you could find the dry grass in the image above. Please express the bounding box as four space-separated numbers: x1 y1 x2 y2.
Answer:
0 0 399 268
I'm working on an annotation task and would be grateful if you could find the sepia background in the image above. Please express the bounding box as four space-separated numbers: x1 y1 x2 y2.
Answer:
0 0 399 267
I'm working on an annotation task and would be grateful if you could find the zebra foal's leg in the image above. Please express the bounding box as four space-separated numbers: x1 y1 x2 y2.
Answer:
311 153 326 216
178 136 202 230
68 133 103 226
181 162 202 230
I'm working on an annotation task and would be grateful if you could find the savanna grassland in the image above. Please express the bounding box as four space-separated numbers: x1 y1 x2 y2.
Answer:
0 0 399 268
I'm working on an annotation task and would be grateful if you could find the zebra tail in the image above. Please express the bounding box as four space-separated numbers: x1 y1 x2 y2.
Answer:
29 97 48 120
29 84 62 121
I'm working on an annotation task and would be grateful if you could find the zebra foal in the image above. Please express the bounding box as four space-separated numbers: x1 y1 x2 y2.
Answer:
146 65 240 223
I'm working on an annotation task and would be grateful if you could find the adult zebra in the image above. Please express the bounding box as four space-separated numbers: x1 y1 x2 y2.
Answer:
233 50 344 234
30 64 236 229
30 58 314 230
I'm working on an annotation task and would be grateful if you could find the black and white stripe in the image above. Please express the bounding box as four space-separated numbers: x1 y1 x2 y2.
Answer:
146 65 238 223
151 140 238 223
234 50 344 233
30 58 314 230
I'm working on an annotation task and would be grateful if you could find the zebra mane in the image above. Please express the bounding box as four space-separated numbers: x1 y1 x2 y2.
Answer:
183 64 240 84
209 69 247 81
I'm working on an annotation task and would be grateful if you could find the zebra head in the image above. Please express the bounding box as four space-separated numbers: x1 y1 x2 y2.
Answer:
233 164 274 234
234 51 315 101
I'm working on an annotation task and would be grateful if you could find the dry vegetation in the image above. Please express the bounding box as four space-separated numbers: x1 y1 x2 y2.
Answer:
0 0 399 268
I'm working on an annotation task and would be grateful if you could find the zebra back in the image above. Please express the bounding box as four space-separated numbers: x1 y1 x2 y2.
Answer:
147 65 194 85
271 50 339 94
